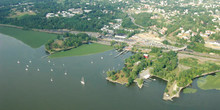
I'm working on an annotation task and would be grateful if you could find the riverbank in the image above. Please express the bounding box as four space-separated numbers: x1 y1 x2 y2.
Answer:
0 24 113 57
106 77 128 85
106 54 220 101
163 70 220 101
0 24 101 38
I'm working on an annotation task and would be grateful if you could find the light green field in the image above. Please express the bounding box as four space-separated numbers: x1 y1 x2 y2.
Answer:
183 88 197 94
49 43 113 58
197 72 220 90
0 26 57 48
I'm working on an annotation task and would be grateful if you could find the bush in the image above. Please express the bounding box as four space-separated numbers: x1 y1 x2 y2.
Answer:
162 40 171 45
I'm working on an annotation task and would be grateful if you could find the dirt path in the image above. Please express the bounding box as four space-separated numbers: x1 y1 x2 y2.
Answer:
127 13 145 29
180 50 220 60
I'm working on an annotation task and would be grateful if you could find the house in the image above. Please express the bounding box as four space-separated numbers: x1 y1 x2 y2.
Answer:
68 8 83 14
84 10 92 13
143 54 149 58
46 13 55 18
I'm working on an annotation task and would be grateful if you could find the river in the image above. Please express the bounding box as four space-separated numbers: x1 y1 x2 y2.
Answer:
0 33 220 110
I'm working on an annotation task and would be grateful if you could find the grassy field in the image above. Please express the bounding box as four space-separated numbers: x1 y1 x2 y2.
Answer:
183 88 197 94
49 43 113 58
197 72 220 90
0 26 57 48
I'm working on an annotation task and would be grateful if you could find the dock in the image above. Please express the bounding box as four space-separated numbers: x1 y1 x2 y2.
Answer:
114 50 128 58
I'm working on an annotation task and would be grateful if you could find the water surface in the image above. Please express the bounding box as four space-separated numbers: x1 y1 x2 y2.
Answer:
0 34 220 110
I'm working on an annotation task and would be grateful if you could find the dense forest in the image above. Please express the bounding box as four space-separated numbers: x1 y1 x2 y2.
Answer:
151 50 178 81
45 32 97 53
107 52 152 86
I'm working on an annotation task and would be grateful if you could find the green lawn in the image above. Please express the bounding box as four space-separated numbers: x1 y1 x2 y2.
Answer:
197 72 220 90
0 26 57 48
49 43 113 58
183 88 197 94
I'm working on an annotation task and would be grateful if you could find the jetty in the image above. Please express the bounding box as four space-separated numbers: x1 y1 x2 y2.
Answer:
114 50 128 58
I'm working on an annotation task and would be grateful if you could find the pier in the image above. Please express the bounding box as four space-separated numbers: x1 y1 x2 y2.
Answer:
114 50 128 58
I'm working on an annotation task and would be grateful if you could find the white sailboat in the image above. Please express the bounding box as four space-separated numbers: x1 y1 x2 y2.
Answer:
25 68 28 71
29 60 32 63
81 77 85 85
51 69 53 72
17 61 20 64
101 57 104 59
50 78 53 82
64 72 67 75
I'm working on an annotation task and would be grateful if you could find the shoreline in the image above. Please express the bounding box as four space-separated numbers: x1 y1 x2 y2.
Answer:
163 70 220 101
106 77 127 85
2 24 220 101
106 70 220 101
0 24 112 56
134 79 143 89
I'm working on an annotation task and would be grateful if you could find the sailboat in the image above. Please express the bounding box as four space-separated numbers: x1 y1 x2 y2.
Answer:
81 77 85 85
50 78 53 82
17 61 20 64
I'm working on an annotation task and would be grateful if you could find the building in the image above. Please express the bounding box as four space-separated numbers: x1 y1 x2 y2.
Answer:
143 54 149 58
68 8 83 14
46 13 55 18
115 34 127 39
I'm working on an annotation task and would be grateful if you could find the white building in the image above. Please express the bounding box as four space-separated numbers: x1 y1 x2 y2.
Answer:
115 34 127 39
